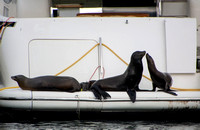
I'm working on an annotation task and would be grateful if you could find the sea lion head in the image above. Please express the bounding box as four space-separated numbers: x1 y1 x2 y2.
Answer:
11 75 29 89
146 53 154 63
80 82 89 91
80 80 96 91
11 75 27 83
131 51 146 60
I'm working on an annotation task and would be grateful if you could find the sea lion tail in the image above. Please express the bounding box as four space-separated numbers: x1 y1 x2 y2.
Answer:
127 89 136 103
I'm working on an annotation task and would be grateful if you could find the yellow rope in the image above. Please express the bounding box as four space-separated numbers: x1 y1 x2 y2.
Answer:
55 43 99 76
170 87 200 91
1 43 199 91
102 43 152 81
0 43 99 91
2 86 200 92
101 44 200 91
54 43 152 81
102 44 128 66
0 86 19 91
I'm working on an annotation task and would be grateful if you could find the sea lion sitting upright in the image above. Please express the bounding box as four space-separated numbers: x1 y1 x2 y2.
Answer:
146 53 177 96
11 75 81 92
90 51 146 103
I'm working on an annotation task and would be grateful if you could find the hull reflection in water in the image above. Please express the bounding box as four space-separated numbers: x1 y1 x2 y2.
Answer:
0 120 200 129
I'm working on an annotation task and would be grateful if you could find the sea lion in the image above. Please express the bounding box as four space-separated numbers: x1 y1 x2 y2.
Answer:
146 53 177 96
80 80 96 91
90 51 146 103
11 75 81 92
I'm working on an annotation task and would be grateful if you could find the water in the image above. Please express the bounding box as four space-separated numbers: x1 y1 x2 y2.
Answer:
1 111 200 130
0 120 200 130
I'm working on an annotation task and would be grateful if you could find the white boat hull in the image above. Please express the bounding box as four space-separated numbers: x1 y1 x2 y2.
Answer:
0 17 199 112
1 88 200 112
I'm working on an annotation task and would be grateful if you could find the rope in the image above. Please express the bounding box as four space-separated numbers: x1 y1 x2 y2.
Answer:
102 43 152 81
1 42 199 91
170 87 200 91
75 95 81 119
0 17 13 33
89 66 105 81
102 44 128 66
0 86 19 91
0 43 100 91
55 42 152 81
55 43 99 76
0 17 14 43
102 44 200 91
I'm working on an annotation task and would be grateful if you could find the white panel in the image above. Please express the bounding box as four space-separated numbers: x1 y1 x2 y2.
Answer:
29 39 99 82
97 18 166 90
16 0 50 18
165 19 197 73
0 17 198 89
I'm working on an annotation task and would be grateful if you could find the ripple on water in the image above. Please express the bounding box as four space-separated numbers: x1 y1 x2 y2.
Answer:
0 120 200 130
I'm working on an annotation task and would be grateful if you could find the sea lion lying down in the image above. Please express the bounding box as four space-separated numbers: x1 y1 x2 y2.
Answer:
11 75 81 92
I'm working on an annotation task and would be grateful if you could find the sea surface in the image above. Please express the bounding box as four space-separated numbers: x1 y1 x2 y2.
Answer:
0 111 200 130
0 120 200 130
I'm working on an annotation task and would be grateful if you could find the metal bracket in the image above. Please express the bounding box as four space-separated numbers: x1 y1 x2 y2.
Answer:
98 37 104 79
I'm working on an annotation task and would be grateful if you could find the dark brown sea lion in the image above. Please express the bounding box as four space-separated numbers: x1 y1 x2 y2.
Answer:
80 80 96 91
146 53 177 96
90 51 146 103
11 75 81 92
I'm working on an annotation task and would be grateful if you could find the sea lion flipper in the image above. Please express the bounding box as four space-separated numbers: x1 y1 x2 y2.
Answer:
91 84 111 100
165 90 177 96
135 86 140 91
152 83 157 91
127 89 136 103
91 86 102 100
95 86 111 99
101 91 111 99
